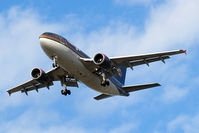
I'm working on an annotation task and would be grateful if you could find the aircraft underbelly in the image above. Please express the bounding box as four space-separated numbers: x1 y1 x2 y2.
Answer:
42 38 120 95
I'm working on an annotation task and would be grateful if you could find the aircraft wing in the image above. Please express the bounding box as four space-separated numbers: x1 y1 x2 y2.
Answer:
110 49 186 68
81 50 186 70
7 67 78 96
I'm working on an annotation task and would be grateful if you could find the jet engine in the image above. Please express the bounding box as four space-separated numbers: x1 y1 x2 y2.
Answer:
31 68 49 83
93 53 112 69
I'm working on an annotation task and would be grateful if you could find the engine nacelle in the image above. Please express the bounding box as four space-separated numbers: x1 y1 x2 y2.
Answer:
93 53 112 69
31 68 49 83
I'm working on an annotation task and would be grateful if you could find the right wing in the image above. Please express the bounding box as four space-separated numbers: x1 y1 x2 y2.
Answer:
7 67 78 96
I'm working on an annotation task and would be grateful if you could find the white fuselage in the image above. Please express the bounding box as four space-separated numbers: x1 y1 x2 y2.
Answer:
39 38 120 95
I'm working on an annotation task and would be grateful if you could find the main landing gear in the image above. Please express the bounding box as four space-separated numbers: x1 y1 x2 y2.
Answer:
101 80 110 87
61 89 71 96
61 83 71 96
60 77 71 96
100 72 110 87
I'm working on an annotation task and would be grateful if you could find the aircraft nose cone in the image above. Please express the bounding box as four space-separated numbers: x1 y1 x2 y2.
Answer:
39 37 54 58
39 37 48 50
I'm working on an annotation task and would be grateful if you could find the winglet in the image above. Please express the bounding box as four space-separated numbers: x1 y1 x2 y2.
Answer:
184 50 187 55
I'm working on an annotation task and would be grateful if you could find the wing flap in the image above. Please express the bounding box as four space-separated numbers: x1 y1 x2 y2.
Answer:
122 83 161 92
20 82 54 94
124 56 170 68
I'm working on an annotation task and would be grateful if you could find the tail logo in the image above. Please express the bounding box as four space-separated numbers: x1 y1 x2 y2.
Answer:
117 68 122 77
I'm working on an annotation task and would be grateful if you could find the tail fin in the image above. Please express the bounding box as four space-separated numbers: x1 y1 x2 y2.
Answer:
113 66 127 85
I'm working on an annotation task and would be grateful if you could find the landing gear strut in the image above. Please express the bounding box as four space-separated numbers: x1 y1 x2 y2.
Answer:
100 72 110 87
52 56 58 68
60 77 71 96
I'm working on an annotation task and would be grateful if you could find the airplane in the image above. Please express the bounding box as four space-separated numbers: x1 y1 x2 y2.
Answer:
7 32 186 100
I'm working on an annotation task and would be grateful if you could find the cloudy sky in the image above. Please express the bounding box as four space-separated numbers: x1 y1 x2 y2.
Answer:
0 0 199 132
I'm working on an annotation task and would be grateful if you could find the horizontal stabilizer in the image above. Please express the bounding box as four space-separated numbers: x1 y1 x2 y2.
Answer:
122 83 161 92
94 94 112 100
94 83 160 100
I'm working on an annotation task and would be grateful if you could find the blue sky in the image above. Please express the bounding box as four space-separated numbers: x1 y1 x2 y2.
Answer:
0 0 199 133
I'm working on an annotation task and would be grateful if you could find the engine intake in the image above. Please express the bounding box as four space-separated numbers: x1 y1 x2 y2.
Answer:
93 53 112 69
31 68 49 83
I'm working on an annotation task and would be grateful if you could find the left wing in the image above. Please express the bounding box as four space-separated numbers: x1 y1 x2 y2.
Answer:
80 50 186 70
110 50 186 68
7 67 78 96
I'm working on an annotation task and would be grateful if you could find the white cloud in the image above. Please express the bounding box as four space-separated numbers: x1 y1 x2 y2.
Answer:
109 123 137 133
0 108 94 133
81 0 199 56
74 89 144 117
167 115 188 131
167 113 199 133
161 86 188 103
0 7 66 109
142 0 199 50
0 7 63 81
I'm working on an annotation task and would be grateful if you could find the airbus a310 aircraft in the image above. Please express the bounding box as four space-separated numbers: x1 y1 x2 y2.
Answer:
7 32 186 100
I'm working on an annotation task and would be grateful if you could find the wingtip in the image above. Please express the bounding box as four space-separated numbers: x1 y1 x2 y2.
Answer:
93 97 98 100
7 91 11 96
184 50 187 55
155 83 161 86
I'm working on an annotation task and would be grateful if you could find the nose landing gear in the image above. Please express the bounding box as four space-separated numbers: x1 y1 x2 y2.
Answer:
52 56 58 68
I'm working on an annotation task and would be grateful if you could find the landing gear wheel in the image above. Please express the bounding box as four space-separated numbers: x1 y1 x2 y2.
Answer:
61 89 71 96
106 80 110 86
52 62 59 68
67 90 71 95
61 89 67 96
52 63 56 68
101 80 110 87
